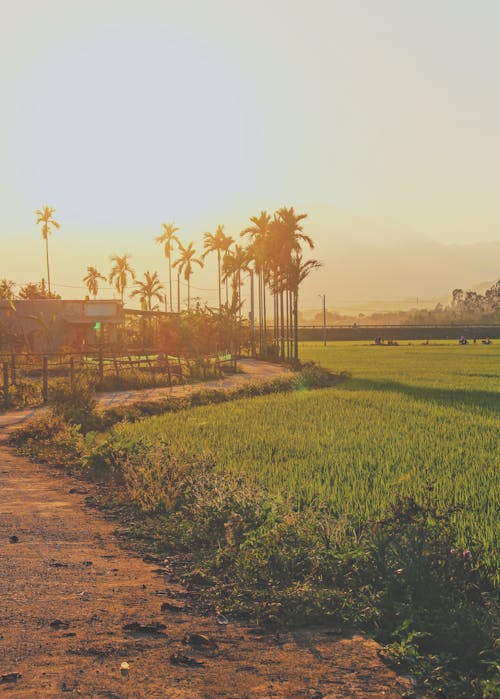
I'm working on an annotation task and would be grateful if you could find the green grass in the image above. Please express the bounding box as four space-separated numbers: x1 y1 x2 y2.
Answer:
102 341 500 576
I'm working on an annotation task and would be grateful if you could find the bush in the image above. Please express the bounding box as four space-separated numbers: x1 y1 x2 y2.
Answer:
8 378 43 408
50 374 98 431
8 414 86 469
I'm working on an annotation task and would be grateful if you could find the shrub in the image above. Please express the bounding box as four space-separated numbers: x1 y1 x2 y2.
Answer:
8 378 43 408
50 374 98 431
8 413 86 469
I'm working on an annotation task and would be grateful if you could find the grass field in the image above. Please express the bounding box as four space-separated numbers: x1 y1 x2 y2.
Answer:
104 341 500 575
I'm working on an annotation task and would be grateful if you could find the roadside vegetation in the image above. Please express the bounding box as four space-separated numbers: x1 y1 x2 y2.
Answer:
8 343 500 697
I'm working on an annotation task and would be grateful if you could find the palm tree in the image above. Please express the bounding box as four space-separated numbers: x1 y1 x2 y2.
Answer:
285 254 322 363
221 244 250 320
269 207 314 357
35 205 60 294
108 254 135 304
155 223 179 312
220 231 234 305
242 211 272 355
173 242 203 311
130 271 165 311
202 224 227 309
83 266 107 299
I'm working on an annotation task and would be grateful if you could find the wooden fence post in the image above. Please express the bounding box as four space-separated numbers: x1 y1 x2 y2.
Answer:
42 356 48 403
69 356 75 389
3 362 9 409
98 347 104 387
10 354 16 385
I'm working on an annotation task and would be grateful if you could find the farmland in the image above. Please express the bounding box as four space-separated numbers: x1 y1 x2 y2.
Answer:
104 341 500 575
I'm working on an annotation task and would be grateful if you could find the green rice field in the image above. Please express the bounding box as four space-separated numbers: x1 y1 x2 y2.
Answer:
108 341 500 575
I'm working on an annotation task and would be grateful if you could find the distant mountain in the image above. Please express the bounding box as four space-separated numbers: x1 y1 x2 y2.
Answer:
300 234 500 309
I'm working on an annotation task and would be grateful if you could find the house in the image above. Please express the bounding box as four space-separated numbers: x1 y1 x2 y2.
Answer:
0 299 124 353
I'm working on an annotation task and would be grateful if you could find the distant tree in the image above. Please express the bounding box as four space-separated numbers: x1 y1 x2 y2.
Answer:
83 266 107 299
173 242 203 311
108 254 135 304
0 279 16 300
35 205 60 294
451 289 464 309
130 271 164 311
155 223 179 312
18 281 61 299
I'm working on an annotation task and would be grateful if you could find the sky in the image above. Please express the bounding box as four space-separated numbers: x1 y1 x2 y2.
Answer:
1 0 499 308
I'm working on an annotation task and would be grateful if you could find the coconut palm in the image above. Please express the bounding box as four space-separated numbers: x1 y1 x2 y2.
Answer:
268 207 314 357
221 244 250 319
284 254 322 363
220 231 234 305
155 223 179 312
202 224 228 309
130 271 165 311
241 211 272 355
83 266 107 299
173 242 203 311
108 254 135 304
35 205 60 294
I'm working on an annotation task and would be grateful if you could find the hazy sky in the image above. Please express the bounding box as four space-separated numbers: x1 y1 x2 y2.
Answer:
1 0 499 304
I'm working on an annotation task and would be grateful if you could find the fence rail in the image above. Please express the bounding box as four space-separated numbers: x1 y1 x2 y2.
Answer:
1 349 236 409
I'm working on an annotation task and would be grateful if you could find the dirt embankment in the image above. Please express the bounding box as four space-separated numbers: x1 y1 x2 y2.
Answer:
0 447 413 698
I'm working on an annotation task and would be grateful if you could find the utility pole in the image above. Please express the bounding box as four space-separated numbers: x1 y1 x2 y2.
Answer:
318 293 327 347
322 294 327 347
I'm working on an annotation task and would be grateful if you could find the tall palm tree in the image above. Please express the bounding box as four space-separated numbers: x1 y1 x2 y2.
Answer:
202 224 227 309
108 254 135 304
284 254 322 363
222 244 250 319
83 266 107 299
220 231 234 305
130 271 165 311
242 211 272 355
35 205 60 294
269 207 314 357
173 242 203 311
155 223 179 312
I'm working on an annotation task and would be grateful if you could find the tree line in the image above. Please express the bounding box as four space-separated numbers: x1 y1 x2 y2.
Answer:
0 205 322 362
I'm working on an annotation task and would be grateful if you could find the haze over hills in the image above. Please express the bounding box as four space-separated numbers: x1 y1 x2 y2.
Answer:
2 208 499 313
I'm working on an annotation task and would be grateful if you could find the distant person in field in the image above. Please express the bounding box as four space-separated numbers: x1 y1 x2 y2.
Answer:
459 336 467 345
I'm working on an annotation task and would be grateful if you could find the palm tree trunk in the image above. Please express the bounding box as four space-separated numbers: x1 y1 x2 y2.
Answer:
217 250 221 309
250 270 255 356
262 272 267 356
280 289 285 358
286 290 290 358
168 256 173 312
294 289 299 365
45 237 51 294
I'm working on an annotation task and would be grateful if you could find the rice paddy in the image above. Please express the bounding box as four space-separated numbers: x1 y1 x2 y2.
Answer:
108 341 500 574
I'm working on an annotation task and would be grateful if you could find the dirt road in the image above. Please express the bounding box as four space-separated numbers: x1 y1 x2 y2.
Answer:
0 359 412 697
0 448 413 698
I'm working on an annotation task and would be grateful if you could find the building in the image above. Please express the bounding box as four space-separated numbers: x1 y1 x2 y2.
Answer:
0 299 124 353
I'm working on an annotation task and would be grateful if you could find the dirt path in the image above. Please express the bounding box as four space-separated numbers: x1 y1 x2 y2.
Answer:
0 359 413 697
0 359 288 434
0 450 412 698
